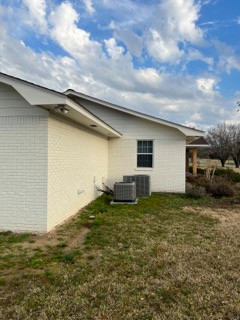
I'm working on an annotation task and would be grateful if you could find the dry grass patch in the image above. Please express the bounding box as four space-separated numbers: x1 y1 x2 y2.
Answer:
0 194 239 319
183 206 240 229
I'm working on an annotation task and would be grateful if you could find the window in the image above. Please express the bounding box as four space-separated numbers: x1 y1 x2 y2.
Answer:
137 140 153 168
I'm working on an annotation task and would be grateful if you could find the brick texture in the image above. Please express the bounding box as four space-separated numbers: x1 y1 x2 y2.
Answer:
0 116 48 232
47 116 108 231
108 138 185 192
80 101 186 193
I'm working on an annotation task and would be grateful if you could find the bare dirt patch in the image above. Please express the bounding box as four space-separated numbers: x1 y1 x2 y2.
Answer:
183 206 240 229
66 227 89 249
19 212 91 252
0 209 92 284
19 234 60 251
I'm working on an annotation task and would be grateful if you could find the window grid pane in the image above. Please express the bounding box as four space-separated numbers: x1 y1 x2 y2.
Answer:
137 155 153 167
137 140 153 154
137 140 153 167
137 140 143 153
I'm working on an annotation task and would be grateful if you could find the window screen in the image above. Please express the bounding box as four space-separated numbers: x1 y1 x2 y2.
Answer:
137 140 153 168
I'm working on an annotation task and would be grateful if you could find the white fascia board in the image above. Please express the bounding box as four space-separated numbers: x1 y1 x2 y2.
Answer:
65 90 205 137
0 74 121 137
186 144 209 148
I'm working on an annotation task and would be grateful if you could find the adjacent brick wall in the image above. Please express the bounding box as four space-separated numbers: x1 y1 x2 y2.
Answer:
108 138 185 192
0 114 108 233
47 115 108 231
80 101 186 193
0 116 48 232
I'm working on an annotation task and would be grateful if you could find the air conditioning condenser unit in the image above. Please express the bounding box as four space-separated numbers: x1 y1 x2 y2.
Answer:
123 175 151 197
112 182 137 204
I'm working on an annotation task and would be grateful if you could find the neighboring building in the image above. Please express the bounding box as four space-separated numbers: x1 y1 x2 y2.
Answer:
0 73 204 232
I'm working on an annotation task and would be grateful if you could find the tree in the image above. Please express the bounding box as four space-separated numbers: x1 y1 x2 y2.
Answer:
237 101 240 112
206 122 230 167
228 124 240 168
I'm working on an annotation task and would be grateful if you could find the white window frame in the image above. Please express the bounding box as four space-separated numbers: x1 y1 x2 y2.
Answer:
136 140 154 169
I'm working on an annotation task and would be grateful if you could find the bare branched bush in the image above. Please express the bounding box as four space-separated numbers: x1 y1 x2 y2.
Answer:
205 159 217 182
206 122 231 167
209 180 235 198
207 122 240 168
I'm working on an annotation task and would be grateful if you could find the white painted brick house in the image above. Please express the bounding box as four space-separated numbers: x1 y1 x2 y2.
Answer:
0 73 204 232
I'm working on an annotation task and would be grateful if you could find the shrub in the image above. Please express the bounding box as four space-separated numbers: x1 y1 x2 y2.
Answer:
186 185 207 199
186 175 235 198
209 181 235 198
186 175 198 183
195 176 210 189
214 168 240 183
186 182 193 192
189 166 240 183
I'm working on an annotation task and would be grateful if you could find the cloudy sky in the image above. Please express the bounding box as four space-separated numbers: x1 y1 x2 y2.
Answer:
0 0 239 129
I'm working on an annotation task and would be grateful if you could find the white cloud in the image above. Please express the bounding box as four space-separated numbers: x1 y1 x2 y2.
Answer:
99 0 154 27
225 119 240 125
48 2 136 92
49 2 102 63
159 0 203 43
145 28 183 63
214 41 240 74
144 0 204 63
23 0 47 33
134 68 162 88
186 48 213 68
0 0 237 130
196 78 217 95
98 0 204 64
108 20 117 30
163 105 179 112
83 0 95 14
184 121 197 128
114 29 143 57
190 112 202 121
104 38 125 60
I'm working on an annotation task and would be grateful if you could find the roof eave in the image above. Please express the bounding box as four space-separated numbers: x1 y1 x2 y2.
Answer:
64 90 205 137
0 73 121 138
65 98 122 137
186 144 209 148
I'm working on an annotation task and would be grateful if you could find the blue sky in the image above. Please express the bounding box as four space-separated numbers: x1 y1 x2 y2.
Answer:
0 0 239 129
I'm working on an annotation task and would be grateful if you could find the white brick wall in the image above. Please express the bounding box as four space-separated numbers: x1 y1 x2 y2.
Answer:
0 82 186 233
0 113 108 233
79 101 186 193
108 138 185 192
0 116 48 232
47 115 108 231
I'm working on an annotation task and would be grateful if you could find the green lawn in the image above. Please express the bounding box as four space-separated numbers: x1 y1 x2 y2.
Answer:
0 194 240 319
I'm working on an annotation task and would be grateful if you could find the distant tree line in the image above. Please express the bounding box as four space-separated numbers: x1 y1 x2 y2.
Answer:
205 122 240 168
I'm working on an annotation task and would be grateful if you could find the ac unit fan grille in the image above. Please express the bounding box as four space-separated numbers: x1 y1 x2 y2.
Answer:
123 175 151 197
114 182 136 202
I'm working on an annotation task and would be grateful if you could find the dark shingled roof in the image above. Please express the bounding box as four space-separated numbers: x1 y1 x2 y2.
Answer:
188 137 208 146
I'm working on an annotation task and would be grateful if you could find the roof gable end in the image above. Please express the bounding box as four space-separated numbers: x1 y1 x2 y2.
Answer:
64 90 205 137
